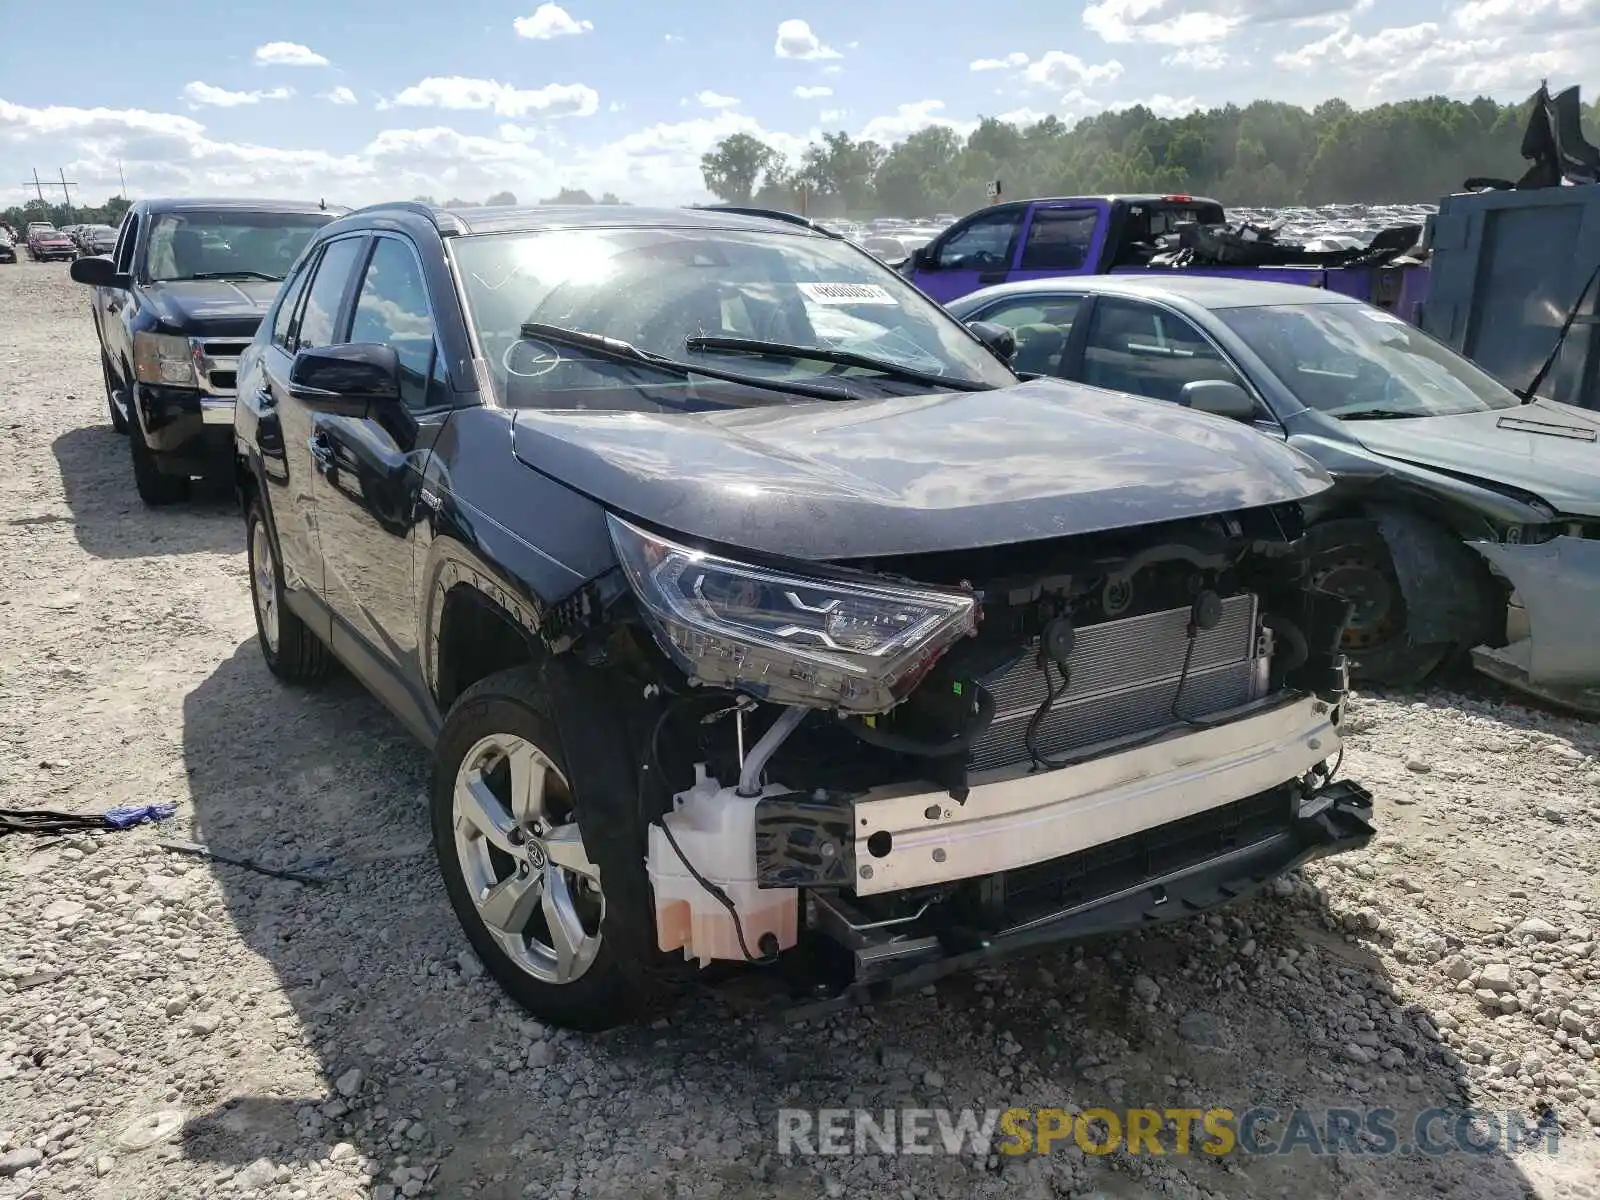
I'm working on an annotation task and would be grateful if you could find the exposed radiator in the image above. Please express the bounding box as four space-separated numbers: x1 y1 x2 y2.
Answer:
968 594 1266 773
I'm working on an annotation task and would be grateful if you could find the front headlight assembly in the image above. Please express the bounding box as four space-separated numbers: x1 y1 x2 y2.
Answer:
133 332 200 388
607 514 979 714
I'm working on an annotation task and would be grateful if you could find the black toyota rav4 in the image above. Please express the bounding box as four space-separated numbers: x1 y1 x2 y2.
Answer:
234 201 1373 1030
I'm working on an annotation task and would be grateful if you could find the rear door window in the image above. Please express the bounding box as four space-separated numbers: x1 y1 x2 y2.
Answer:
1019 208 1097 271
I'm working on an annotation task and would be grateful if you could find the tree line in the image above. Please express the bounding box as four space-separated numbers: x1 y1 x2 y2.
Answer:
10 89 1594 233
700 91 1600 217
2 188 627 234
3 195 132 232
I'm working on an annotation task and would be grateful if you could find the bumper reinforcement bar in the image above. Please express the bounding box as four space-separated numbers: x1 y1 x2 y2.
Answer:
780 778 1374 1023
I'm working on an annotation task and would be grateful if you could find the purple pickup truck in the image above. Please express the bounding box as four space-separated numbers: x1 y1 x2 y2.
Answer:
899 194 1430 323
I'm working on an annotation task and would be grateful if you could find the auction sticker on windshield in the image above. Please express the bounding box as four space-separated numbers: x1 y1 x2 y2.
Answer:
798 282 899 306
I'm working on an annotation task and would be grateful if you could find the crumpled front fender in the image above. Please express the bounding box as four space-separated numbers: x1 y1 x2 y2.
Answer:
1471 536 1600 686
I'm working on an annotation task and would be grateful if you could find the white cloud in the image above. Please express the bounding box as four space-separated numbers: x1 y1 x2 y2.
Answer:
996 107 1052 125
856 100 973 144
695 90 739 109
970 52 1030 70
512 4 593 39
1163 44 1231 69
252 42 330 67
391 76 600 119
1453 0 1597 32
1272 19 1569 98
793 85 833 99
1110 93 1202 118
820 108 847 122
320 86 358 105
664 33 684 42
1083 0 1238 44
774 19 841 60
182 82 293 108
1023 51 1125 89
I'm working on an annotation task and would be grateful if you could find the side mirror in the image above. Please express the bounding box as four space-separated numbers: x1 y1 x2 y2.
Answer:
908 245 932 270
288 343 400 415
1181 378 1256 421
70 255 126 288
966 320 1017 365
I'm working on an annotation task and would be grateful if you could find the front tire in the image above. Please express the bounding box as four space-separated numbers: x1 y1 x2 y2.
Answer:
431 666 672 1031
1304 518 1450 686
129 412 190 506
246 499 331 683
102 354 129 434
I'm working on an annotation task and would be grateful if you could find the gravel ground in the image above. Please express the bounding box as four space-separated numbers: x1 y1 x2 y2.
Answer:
2 260 1599 1200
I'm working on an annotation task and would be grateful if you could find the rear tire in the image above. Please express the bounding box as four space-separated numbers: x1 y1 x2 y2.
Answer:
1304 518 1450 686
247 499 331 684
129 412 189 506
431 666 675 1031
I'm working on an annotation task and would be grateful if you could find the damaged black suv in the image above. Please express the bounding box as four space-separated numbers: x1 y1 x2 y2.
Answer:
234 201 1372 1030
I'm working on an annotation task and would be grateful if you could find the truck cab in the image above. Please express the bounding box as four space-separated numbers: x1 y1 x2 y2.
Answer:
904 195 1426 316
69 197 340 505
903 195 1225 303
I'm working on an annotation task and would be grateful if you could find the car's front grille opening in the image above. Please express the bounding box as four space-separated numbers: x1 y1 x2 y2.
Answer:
968 595 1265 772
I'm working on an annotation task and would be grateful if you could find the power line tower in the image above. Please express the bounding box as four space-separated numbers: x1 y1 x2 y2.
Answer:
18 168 80 221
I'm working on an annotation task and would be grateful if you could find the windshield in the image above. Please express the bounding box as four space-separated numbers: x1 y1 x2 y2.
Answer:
450 224 1016 411
1220 302 1521 418
144 210 334 282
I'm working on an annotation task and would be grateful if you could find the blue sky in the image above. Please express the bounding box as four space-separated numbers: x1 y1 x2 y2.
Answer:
1 0 1589 206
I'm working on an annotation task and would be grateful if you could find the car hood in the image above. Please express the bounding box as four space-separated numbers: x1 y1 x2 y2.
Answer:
140 278 281 337
510 378 1332 560
1344 399 1600 518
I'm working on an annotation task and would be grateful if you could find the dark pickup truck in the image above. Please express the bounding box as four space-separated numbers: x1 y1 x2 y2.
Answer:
70 198 340 504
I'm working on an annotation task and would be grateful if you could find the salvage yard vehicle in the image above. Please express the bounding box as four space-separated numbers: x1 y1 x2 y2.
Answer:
900 194 1425 314
27 224 77 262
946 274 1600 711
68 197 340 505
0 231 15 265
72 222 118 256
234 201 1371 1030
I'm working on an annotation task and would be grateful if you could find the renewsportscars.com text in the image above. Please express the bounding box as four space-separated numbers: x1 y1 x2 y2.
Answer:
776 1106 1563 1158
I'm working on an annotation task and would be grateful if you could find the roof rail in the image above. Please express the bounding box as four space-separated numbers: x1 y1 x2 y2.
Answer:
694 205 841 239
342 200 443 225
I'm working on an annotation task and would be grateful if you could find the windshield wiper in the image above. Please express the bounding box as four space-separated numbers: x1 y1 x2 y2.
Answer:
187 270 282 281
1331 408 1424 421
517 322 857 401
684 335 995 392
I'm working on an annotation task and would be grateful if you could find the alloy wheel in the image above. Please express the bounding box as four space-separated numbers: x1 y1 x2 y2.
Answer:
451 734 604 985
250 519 280 654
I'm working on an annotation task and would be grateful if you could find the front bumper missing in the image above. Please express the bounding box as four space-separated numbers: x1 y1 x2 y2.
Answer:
845 692 1337 896
783 778 1374 1022
1470 536 1600 715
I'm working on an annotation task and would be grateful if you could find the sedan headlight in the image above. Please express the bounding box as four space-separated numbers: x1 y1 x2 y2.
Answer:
133 332 199 388
607 514 978 714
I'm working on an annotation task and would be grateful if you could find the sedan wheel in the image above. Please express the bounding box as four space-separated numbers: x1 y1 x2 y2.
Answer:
451 733 604 985
1304 518 1450 686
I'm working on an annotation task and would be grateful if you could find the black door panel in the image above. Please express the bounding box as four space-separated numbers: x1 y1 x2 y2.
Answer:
314 234 447 684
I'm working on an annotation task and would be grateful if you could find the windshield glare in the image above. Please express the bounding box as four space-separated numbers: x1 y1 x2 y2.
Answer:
145 211 333 282
450 225 1017 410
1220 302 1521 418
